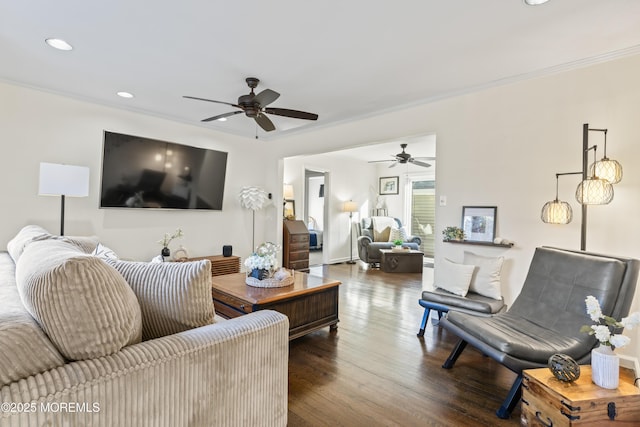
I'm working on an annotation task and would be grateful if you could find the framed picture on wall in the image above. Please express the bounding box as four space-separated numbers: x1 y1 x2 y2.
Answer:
284 199 296 219
461 206 497 242
379 176 399 195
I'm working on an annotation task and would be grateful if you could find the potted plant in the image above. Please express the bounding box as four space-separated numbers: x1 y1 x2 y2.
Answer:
157 227 184 260
392 239 408 252
442 226 465 242
580 295 640 389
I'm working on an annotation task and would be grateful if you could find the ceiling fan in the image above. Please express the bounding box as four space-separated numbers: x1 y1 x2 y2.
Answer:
183 77 318 132
369 144 434 168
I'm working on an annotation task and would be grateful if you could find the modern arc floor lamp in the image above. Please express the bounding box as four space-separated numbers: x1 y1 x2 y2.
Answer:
343 200 358 264
541 124 622 250
38 162 90 236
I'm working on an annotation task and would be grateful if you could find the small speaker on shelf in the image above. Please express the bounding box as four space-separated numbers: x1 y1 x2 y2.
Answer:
222 245 232 257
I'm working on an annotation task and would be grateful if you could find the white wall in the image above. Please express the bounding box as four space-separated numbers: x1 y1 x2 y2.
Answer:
0 82 281 261
3 51 640 360
307 176 324 230
274 53 640 360
284 154 375 263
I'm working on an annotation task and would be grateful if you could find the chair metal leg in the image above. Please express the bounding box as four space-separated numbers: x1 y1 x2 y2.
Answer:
496 374 523 419
417 306 431 337
442 339 467 369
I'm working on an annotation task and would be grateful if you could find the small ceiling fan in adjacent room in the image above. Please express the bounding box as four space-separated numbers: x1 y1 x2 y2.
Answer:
368 144 434 168
183 77 318 132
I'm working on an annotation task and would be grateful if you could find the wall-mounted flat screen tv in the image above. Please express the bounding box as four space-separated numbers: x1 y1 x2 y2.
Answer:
100 131 228 210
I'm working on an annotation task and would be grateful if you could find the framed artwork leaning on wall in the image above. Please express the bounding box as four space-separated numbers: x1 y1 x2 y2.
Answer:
462 206 497 242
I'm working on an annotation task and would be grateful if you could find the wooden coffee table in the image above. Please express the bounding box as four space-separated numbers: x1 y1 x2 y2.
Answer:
210 271 341 340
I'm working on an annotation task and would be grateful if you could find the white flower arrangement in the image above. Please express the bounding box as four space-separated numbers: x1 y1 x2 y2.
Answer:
580 295 640 349
158 228 184 247
244 242 281 273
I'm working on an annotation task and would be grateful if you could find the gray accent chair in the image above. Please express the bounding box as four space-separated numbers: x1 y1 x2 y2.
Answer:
439 247 639 419
356 217 421 266
417 288 507 337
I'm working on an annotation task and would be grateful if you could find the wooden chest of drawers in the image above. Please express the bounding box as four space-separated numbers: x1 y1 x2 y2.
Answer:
283 220 309 271
521 365 640 426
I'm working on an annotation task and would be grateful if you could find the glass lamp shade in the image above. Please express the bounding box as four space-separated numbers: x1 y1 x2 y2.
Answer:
541 199 573 224
575 177 614 205
589 158 623 184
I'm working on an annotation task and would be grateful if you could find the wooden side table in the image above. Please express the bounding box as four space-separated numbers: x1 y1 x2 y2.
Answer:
521 365 640 426
184 255 240 277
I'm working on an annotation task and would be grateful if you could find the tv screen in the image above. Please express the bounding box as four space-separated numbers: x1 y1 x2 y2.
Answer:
100 131 228 210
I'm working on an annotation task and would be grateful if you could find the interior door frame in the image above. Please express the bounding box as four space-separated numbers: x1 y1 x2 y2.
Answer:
304 167 330 265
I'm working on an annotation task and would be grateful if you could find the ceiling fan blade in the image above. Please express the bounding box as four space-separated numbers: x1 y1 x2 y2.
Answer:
202 110 243 122
409 159 432 168
254 113 276 132
413 156 437 160
388 162 398 168
368 159 395 163
254 89 280 107
183 95 242 109
264 108 318 121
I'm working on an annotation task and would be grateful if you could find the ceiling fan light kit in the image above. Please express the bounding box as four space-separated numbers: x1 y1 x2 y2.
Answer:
184 77 318 132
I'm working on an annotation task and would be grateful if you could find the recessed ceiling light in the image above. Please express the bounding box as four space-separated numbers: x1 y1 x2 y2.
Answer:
117 91 134 99
218 117 227 122
524 0 550 5
45 38 73 51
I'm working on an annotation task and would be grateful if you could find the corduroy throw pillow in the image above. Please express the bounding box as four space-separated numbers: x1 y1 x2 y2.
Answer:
6 224 51 263
0 252 66 386
15 239 142 360
105 259 215 340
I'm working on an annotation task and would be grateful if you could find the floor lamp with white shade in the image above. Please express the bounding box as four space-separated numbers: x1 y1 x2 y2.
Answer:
343 200 358 264
238 186 270 251
38 162 90 236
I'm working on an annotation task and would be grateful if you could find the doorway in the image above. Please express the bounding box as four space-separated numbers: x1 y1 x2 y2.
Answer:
305 169 327 266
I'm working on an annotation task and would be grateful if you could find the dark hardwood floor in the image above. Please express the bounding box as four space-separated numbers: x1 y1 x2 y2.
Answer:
287 262 522 427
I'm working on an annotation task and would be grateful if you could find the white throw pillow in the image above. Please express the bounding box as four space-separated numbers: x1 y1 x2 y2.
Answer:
436 258 475 297
93 242 119 260
388 226 408 243
464 251 504 300
106 259 215 340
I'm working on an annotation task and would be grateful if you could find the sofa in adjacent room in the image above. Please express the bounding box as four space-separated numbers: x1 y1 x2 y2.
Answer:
356 216 421 265
0 225 289 427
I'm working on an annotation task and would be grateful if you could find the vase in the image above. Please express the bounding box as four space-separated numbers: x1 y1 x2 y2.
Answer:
591 344 619 389
161 247 170 260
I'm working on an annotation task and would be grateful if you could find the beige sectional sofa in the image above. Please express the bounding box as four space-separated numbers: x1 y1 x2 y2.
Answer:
0 225 289 427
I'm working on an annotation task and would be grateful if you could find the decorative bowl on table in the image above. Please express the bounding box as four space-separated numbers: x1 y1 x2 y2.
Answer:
246 268 295 288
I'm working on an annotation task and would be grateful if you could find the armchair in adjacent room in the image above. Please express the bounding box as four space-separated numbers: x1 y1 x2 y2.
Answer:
356 216 421 266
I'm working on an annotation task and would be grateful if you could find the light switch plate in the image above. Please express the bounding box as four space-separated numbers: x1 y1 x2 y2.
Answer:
439 196 447 206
